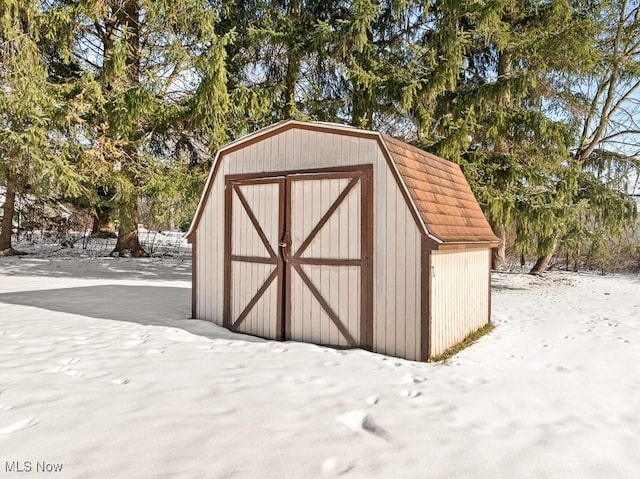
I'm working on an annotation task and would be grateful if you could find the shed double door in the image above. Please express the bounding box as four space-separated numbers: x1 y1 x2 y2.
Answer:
223 168 373 349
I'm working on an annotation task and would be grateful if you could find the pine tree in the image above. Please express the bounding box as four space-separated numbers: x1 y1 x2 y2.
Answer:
537 0 640 272
0 0 85 254
420 0 603 271
48 0 232 256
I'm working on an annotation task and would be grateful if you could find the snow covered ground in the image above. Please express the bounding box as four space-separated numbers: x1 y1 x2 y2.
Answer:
0 254 639 478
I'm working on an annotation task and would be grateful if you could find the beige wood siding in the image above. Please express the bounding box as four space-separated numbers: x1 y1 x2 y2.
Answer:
195 127 422 361
429 248 490 357
195 172 225 325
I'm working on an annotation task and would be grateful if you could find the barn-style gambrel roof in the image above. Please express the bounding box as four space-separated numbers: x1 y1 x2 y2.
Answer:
187 120 499 246
382 135 499 244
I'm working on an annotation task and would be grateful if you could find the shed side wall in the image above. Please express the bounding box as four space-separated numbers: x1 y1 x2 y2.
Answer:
429 248 491 357
196 128 422 361
195 171 225 324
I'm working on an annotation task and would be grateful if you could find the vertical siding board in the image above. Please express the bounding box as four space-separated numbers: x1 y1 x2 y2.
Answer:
395 198 407 358
280 130 289 170
207 175 216 321
337 184 347 346
204 212 210 320
216 173 224 322
373 155 385 355
350 267 360 347
430 248 490 356
203 189 210 321
310 182 319 343
351 180 360 344
385 170 397 356
404 221 416 360
248 138 257 173
326 179 337 346
196 227 203 319
415 232 421 360
196 223 203 319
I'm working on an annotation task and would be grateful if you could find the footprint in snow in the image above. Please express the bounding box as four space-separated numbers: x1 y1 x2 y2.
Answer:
59 357 80 365
45 365 70 374
399 373 425 384
399 389 421 399
336 410 390 441
365 396 379 405
111 378 130 385
546 363 572 373
321 457 353 477
0 417 38 435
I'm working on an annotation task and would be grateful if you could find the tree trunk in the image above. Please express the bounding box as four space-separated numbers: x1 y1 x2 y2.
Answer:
488 49 512 270
283 52 300 119
492 224 507 270
109 0 147 258
0 176 17 253
530 242 557 276
92 205 116 238
351 85 374 129
282 0 300 119
112 198 148 257
351 27 374 129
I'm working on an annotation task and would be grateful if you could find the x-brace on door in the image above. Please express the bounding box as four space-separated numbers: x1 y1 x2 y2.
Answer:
224 167 373 349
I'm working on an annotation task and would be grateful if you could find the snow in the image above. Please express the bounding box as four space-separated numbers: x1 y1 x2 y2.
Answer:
1 254 639 478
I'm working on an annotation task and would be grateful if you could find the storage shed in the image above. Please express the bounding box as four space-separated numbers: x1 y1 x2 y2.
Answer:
186 121 500 361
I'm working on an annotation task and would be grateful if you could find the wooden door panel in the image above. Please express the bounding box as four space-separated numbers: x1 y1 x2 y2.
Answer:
289 264 361 347
234 183 281 256
300 181 361 260
230 262 279 337
290 177 351 255
230 190 272 259
286 171 370 348
224 178 285 339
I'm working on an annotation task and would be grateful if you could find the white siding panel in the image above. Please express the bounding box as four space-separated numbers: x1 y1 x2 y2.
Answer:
371 155 422 362
430 248 490 357
196 172 224 325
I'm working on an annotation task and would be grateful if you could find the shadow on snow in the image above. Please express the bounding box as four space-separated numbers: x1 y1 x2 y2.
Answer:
0 284 262 343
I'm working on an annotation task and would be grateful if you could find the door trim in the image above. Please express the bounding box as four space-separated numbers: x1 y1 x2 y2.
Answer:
223 177 286 338
224 165 373 350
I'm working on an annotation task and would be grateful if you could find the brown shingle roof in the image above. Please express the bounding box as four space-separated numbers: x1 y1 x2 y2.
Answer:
381 134 499 244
